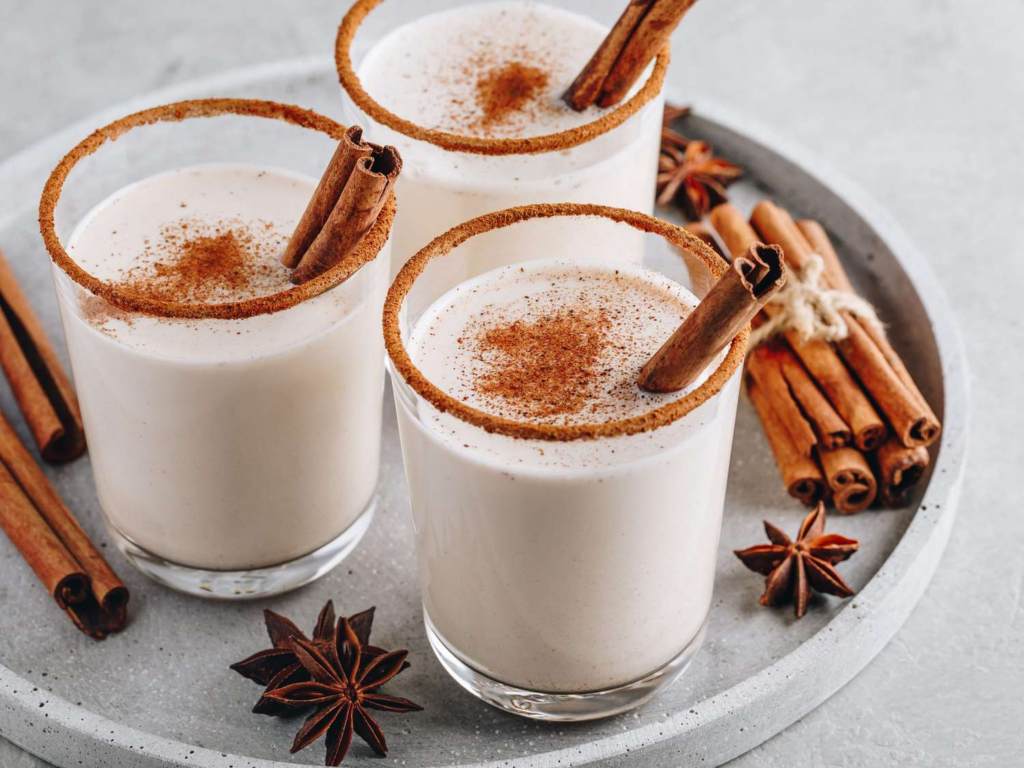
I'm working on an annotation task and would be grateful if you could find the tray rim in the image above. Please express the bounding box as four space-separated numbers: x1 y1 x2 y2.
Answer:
0 56 970 768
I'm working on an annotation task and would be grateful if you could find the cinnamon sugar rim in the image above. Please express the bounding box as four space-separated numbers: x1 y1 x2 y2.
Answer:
383 203 748 443
336 0 669 156
39 98 395 321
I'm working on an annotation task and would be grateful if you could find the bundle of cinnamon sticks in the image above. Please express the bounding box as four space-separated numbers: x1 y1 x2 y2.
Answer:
0 247 127 637
708 202 940 513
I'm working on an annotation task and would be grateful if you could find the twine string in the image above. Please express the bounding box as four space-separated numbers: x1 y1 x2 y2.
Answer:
749 254 884 349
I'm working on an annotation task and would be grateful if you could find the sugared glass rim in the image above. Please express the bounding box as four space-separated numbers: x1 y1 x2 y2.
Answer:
383 203 748 443
336 0 669 157
39 98 395 321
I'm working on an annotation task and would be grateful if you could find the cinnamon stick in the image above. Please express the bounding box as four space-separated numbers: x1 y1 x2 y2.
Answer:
0 249 84 464
0 410 127 638
745 344 817 458
750 202 939 448
795 219 854 293
564 0 698 110
709 204 886 451
774 343 851 450
290 144 402 285
638 242 786 393
874 436 930 508
747 379 825 507
281 126 375 269
683 221 726 260
818 446 877 514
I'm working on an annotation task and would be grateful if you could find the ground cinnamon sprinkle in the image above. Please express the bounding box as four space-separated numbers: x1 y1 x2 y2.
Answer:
116 219 287 304
474 307 611 420
475 62 550 132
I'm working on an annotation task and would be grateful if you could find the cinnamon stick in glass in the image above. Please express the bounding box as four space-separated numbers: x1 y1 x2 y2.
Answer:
564 0 699 110
291 144 402 285
818 446 877 514
750 202 940 448
709 204 885 451
874 436 930 508
638 242 785 393
282 126 375 269
0 249 85 464
0 410 127 638
746 379 825 507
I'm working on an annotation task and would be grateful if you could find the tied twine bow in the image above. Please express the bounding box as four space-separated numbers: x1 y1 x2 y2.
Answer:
749 254 884 349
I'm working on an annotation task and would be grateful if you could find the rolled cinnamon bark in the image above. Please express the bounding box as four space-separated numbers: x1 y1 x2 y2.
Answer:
281 126 375 269
638 242 785 393
795 219 854 293
563 0 653 111
709 203 758 258
0 249 85 464
683 221 726 260
708 205 885 451
774 344 851 450
564 0 698 110
818 446 877 514
291 145 402 285
745 344 817 458
747 379 825 507
0 411 127 638
874 436 930 508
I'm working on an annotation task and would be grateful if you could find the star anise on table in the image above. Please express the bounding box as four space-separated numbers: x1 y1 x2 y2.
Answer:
657 104 743 222
262 617 422 766
231 601 404 716
734 503 859 618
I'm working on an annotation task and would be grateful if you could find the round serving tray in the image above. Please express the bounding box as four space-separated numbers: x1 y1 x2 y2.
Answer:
0 58 968 767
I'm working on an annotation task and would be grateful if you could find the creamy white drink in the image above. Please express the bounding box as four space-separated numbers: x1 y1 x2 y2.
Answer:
57 164 389 574
347 1 664 284
392 259 741 695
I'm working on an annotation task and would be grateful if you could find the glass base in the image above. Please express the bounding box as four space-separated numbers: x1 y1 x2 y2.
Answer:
424 609 707 722
108 496 376 600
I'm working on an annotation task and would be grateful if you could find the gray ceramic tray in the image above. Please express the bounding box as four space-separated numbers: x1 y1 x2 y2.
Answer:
0 59 968 768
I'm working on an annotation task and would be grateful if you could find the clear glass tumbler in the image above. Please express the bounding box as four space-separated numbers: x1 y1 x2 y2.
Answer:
39 100 394 599
336 0 668 293
384 204 746 720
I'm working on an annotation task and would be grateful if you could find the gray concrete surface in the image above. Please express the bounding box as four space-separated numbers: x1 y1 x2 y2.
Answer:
0 1 1020 766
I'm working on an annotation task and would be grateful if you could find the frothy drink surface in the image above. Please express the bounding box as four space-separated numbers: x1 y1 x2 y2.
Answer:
359 2 610 139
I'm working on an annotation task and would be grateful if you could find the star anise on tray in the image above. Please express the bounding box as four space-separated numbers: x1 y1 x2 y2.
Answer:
734 503 859 618
262 617 422 766
231 601 404 716
657 104 743 222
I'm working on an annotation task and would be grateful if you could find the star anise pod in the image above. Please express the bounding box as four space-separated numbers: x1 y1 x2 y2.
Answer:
657 105 743 222
231 601 398 716
263 617 422 766
734 503 859 618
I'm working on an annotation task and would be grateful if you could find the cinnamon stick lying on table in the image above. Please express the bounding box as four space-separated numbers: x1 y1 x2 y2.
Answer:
564 0 699 110
747 379 825 506
638 242 785 393
751 203 940 448
289 140 402 285
0 410 127 638
282 126 375 269
709 204 886 451
818 446 877 514
874 436 930 508
0 249 84 464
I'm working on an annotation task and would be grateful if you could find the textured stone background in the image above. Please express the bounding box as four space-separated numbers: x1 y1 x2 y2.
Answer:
1 1 1021 766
